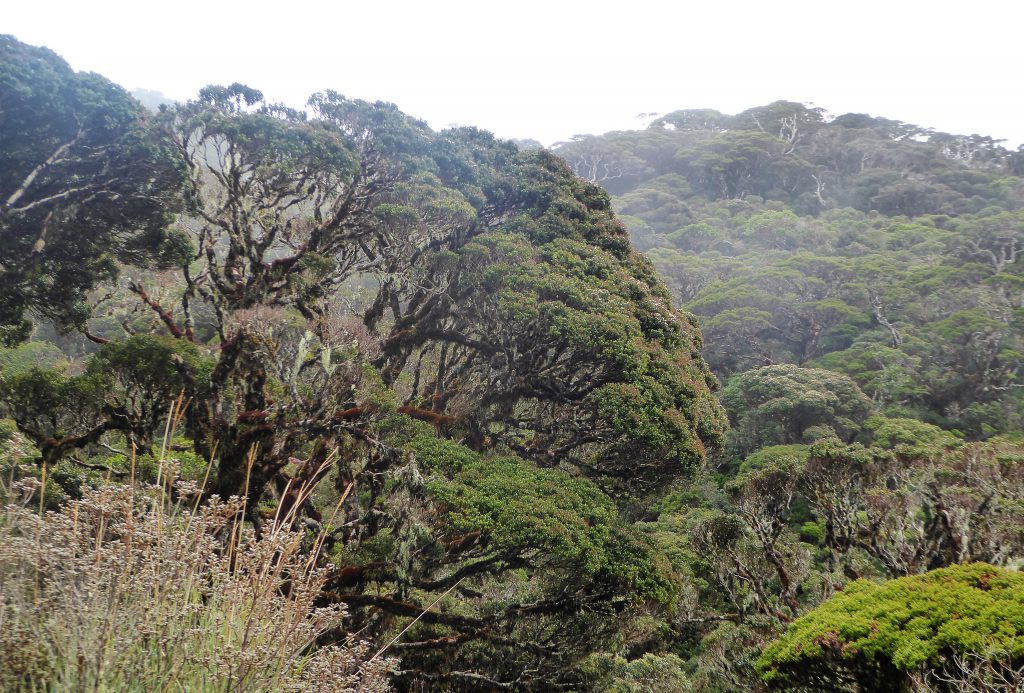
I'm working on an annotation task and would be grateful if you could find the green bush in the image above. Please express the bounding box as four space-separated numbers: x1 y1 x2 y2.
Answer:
757 563 1024 690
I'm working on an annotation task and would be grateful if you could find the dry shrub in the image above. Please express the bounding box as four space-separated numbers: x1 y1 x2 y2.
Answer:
0 476 392 692
914 652 1024 693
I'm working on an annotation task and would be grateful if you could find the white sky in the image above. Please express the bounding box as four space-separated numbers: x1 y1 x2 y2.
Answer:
6 0 1024 147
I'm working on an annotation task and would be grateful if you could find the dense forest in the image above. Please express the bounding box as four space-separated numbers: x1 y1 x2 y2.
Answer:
550 103 1024 690
1 36 1023 691
553 103 1024 437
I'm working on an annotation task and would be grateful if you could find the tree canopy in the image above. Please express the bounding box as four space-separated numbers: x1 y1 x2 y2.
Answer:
0 35 186 344
553 99 1024 690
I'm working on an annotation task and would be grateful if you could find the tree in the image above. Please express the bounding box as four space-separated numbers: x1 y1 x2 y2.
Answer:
688 254 867 373
830 112 934 143
551 132 647 193
500 99 1024 691
720 364 873 457
140 85 726 500
953 211 1024 274
651 109 732 133
725 457 807 618
0 335 205 464
734 101 827 155
158 89 725 685
0 35 187 344
674 131 814 201
799 436 1024 578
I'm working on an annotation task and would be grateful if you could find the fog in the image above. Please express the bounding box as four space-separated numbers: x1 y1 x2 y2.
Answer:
6 0 1023 145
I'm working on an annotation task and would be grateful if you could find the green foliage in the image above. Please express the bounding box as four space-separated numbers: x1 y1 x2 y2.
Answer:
134 446 210 485
721 364 872 457
423 151 727 489
550 102 1024 690
556 105 1024 436
0 35 185 341
860 415 959 454
738 444 810 476
798 520 825 545
582 652 691 692
85 334 210 399
9 40 1023 689
0 366 106 441
0 335 211 462
0 419 16 444
409 432 678 604
757 563 1024 688
0 341 67 378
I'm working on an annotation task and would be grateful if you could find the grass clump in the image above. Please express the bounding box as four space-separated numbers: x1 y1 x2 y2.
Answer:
0 473 392 692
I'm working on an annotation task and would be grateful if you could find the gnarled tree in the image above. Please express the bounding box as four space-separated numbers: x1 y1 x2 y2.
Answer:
3 82 726 688
0 35 186 345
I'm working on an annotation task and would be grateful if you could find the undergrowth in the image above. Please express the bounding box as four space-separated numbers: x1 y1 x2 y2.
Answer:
0 452 392 692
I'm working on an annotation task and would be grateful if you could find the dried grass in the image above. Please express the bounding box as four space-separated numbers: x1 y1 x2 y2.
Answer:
0 466 392 692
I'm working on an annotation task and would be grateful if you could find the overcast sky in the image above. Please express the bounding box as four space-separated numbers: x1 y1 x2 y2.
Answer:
6 0 1024 146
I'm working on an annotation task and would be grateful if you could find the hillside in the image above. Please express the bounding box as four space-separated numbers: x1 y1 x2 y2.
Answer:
548 102 1024 690
2 37 1024 691
553 102 1024 441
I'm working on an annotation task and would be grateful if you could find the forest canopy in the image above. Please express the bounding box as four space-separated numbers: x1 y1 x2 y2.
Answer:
2 37 1023 692
551 100 1024 690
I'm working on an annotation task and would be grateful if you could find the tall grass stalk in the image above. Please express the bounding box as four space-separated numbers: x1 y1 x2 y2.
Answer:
0 449 392 691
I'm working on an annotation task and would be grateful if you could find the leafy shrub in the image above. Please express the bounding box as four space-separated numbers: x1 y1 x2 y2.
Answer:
757 563 1024 690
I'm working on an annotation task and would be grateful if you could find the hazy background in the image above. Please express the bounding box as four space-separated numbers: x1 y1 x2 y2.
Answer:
6 0 1023 145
